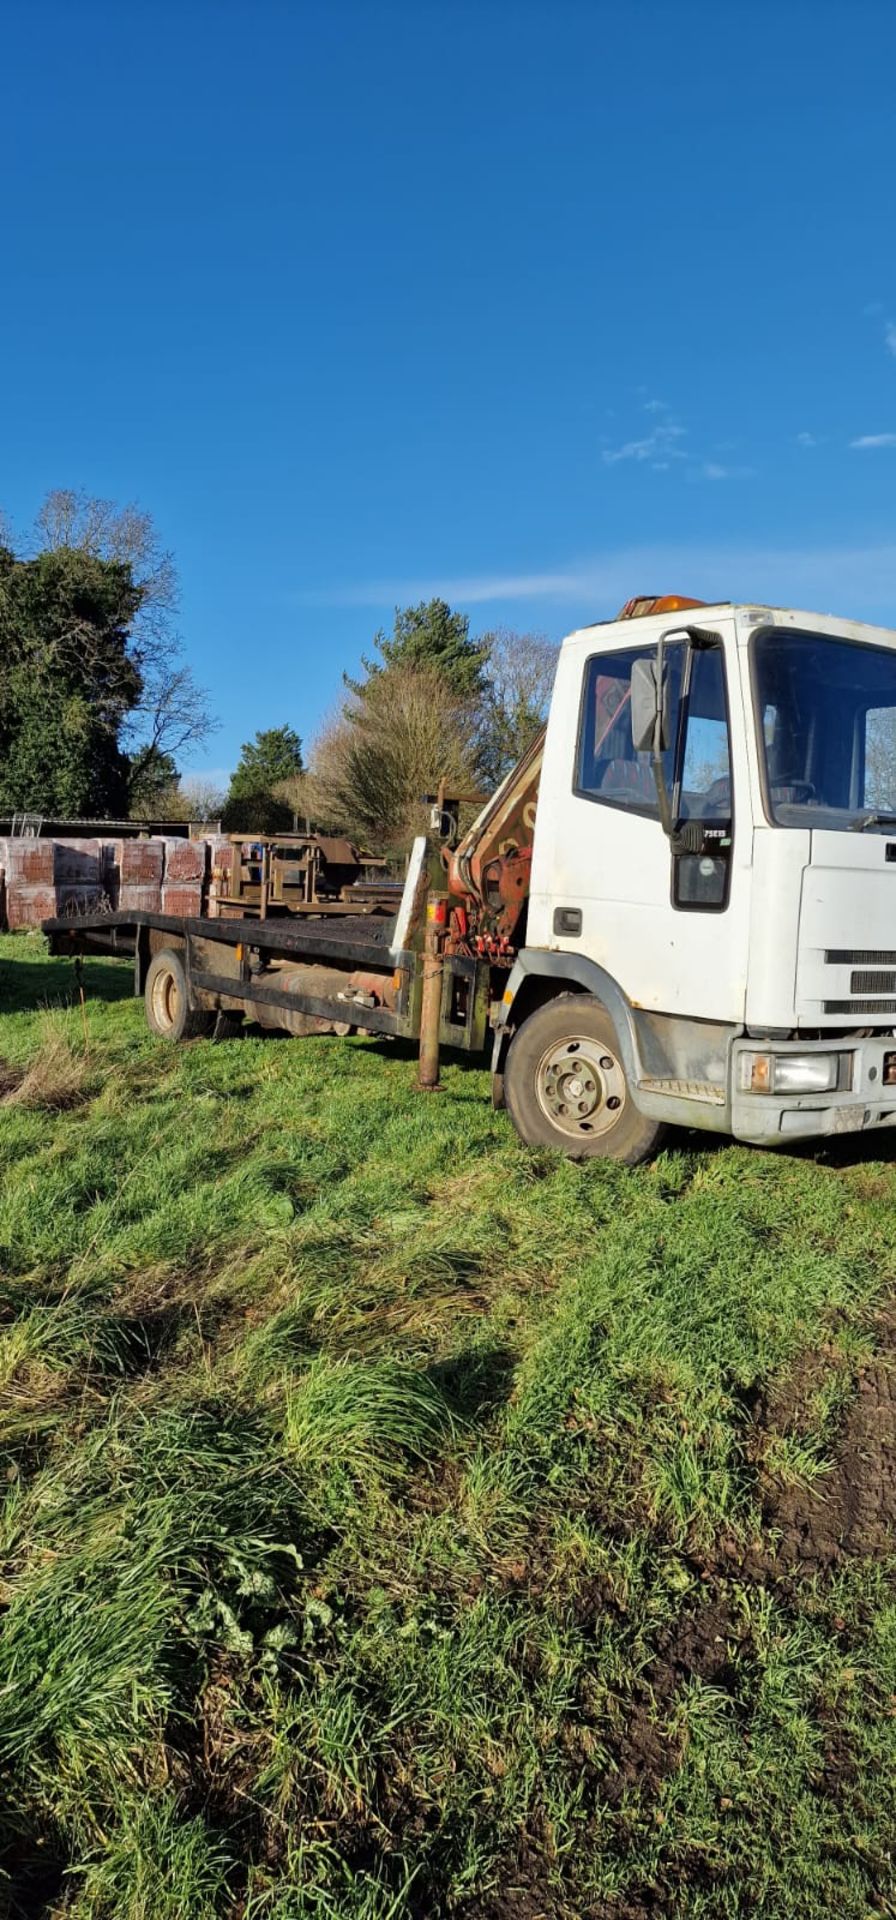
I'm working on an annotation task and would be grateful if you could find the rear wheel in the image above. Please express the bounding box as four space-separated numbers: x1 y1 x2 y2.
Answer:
504 992 666 1165
145 948 214 1041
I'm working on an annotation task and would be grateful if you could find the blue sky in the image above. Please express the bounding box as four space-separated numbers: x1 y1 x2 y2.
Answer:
2 0 896 783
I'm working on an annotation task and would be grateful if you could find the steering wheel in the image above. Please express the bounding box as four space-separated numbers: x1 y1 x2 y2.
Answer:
770 779 817 803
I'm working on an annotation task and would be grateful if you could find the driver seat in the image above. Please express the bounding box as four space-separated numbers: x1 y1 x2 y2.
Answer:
596 755 657 801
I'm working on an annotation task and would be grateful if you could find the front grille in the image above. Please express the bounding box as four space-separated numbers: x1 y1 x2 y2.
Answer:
851 970 896 993
827 949 896 964
825 999 896 1015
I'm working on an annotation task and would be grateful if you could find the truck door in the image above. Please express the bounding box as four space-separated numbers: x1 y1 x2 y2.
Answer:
529 621 752 1024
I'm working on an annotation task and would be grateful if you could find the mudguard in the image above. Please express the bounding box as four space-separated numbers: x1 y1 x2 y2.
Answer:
492 949 643 1086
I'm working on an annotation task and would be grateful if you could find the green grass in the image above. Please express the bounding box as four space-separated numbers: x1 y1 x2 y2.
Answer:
3 929 896 1917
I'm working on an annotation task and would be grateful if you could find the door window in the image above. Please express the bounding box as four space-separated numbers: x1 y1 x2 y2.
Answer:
576 644 683 814
676 645 732 821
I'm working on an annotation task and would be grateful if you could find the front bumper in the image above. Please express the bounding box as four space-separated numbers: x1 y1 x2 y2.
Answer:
730 1033 896 1144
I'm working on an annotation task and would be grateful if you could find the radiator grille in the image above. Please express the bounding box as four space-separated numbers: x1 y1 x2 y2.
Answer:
851 970 896 993
825 999 896 1016
826 949 896 965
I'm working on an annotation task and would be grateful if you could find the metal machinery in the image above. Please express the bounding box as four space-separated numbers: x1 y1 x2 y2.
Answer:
214 834 398 919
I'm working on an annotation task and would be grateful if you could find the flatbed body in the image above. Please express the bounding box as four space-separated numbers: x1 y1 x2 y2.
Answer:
43 891 492 1054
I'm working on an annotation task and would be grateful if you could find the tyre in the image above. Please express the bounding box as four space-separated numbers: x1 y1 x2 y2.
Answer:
145 948 214 1041
504 992 666 1165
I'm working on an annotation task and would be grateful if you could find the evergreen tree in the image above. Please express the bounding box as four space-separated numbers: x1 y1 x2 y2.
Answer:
0 543 142 815
222 726 304 832
349 599 488 704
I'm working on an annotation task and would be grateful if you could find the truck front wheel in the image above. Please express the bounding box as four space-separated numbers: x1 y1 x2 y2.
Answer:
504 993 665 1165
145 948 214 1042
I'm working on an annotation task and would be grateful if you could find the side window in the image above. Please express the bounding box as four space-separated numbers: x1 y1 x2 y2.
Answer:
863 705 896 810
677 646 731 820
576 645 682 814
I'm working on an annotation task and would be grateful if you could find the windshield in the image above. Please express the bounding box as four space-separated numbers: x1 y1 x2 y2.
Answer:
753 628 896 828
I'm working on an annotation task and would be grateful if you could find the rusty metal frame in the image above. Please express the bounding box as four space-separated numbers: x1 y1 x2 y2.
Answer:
439 954 490 1052
43 908 489 1054
189 966 411 1037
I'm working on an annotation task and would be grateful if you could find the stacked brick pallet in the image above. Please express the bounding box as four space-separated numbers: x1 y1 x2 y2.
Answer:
0 835 213 932
161 837 207 918
102 838 166 913
0 838 103 930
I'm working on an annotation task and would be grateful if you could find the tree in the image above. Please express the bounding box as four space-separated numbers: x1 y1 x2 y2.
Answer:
129 750 180 815
32 490 217 803
273 770 314 830
308 664 477 855
0 491 217 817
146 775 226 823
475 628 560 787
0 541 142 815
222 726 304 832
350 599 489 704
180 777 227 823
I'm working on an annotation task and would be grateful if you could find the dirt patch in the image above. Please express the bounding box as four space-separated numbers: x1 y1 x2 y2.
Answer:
457 1583 742 1920
458 1823 570 1920
599 1594 742 1807
740 1306 896 1580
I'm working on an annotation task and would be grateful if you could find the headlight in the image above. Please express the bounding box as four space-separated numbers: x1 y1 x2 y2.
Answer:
740 1052 842 1095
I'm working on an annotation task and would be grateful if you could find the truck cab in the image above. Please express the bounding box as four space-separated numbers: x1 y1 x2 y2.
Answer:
496 601 896 1160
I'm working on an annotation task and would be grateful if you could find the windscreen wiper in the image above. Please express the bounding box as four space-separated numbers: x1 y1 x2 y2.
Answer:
850 811 896 832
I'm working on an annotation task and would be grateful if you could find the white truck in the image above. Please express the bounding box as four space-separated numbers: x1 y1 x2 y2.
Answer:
45 595 896 1164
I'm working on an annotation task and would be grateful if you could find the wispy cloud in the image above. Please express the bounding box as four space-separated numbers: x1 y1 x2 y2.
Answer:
851 432 896 449
797 431 818 447
700 461 754 482
862 304 896 357
604 397 754 481
602 422 686 465
298 539 896 615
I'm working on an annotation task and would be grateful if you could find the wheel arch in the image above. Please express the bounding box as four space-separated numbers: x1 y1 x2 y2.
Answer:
491 950 642 1105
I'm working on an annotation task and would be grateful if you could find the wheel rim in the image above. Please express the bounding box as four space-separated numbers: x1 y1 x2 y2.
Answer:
150 967 179 1031
534 1035 626 1138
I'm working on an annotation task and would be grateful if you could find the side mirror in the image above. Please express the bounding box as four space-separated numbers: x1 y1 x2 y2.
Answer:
631 655 669 754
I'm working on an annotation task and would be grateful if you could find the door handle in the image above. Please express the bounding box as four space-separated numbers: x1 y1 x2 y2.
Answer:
553 907 582 936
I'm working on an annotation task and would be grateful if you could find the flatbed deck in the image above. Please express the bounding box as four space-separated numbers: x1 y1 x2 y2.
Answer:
43 908 398 970
42 894 490 1056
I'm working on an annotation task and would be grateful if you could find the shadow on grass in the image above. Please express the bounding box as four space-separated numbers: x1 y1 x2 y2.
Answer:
426 1344 518 1424
0 1803 68 1920
347 1033 490 1074
1 955 134 1014
668 1120 896 1170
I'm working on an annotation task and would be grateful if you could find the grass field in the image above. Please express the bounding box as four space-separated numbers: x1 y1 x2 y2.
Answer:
3 931 896 1919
